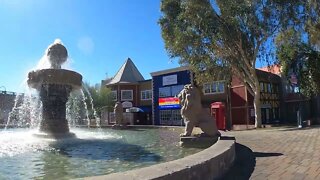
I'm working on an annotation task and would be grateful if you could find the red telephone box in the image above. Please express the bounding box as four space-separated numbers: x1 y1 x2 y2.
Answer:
211 102 226 130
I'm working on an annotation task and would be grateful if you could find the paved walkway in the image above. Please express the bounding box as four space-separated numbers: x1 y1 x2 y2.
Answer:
221 126 320 180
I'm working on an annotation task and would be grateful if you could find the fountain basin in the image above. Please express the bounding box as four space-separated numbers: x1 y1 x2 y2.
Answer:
86 127 235 180
27 69 82 90
0 126 209 179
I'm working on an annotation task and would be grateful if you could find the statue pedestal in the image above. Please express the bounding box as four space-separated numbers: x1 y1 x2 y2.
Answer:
180 134 219 148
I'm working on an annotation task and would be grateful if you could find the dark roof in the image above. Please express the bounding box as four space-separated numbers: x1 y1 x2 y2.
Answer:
106 58 145 85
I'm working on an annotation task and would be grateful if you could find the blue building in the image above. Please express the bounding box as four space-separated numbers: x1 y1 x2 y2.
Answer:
150 67 192 125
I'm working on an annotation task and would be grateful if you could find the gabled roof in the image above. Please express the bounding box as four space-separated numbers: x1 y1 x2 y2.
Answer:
106 58 145 85
258 64 281 75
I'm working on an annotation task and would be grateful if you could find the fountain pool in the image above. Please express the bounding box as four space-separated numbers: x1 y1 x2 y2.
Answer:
1 40 235 180
0 127 203 179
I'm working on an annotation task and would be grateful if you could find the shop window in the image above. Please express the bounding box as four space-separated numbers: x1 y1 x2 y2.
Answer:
121 90 133 101
141 90 152 100
159 109 183 126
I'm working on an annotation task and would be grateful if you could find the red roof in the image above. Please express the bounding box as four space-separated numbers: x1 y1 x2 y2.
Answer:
258 64 281 75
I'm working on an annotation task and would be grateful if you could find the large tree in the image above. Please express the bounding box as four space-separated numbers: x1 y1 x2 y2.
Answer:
159 0 301 128
83 82 113 117
276 1 320 97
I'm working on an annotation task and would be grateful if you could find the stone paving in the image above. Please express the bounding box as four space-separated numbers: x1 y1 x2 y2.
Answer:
221 126 320 180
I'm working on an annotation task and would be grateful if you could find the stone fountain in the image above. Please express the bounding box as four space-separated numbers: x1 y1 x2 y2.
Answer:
27 41 82 138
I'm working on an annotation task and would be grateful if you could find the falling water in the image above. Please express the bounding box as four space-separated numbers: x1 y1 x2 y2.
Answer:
4 39 99 131
6 91 42 129
80 89 91 126
82 84 100 127
66 89 89 127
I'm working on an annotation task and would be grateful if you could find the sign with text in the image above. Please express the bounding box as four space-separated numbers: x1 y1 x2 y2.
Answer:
159 97 180 109
163 74 177 86
122 101 133 108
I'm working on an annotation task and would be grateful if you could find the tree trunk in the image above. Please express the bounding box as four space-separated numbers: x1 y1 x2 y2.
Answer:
254 82 262 128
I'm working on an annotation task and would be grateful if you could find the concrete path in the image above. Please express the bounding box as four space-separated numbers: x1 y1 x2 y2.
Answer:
221 126 320 180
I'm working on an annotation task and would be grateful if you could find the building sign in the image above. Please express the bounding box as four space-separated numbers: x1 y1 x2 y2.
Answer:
163 74 177 86
122 101 133 108
159 97 180 109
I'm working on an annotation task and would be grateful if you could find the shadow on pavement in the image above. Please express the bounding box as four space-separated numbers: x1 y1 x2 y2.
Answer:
219 143 284 180
277 125 320 132
218 143 255 180
253 152 283 157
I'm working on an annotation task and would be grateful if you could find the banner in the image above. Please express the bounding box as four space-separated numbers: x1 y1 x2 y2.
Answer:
159 97 180 109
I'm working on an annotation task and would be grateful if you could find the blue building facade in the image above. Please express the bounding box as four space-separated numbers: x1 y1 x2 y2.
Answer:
151 67 192 125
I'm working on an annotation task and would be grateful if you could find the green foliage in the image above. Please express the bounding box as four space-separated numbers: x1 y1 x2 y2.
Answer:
276 0 320 97
84 82 113 116
277 40 320 97
159 0 302 88
159 0 304 127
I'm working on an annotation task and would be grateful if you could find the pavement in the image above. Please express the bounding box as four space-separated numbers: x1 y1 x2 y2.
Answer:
221 126 320 180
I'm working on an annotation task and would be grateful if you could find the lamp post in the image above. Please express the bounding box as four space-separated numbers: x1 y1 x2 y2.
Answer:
289 73 302 128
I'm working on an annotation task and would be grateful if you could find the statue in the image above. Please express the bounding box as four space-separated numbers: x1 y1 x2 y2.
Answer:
113 101 126 127
178 84 220 137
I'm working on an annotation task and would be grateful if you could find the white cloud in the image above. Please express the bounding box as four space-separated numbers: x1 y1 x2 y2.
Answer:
77 37 94 55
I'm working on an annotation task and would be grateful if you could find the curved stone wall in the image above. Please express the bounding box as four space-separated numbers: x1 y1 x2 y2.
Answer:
85 126 235 180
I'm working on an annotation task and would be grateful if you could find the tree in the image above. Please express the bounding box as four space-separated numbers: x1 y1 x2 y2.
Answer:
276 0 320 97
159 0 302 128
83 82 113 117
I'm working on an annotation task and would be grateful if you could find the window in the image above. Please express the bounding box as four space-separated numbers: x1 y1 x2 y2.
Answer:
159 87 171 97
266 83 271 93
272 84 278 93
159 85 184 98
121 90 133 101
141 90 152 100
111 91 117 101
171 85 184 97
260 82 264 92
159 109 183 126
264 83 268 92
218 82 224 92
203 81 225 94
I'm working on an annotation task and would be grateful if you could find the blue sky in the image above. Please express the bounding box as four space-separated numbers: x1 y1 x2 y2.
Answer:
0 0 180 92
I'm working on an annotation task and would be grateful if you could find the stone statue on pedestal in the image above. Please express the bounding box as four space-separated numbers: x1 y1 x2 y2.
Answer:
113 101 126 128
178 84 220 137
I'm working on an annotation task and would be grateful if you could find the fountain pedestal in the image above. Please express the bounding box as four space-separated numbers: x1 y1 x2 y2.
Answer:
27 41 82 138
39 84 72 134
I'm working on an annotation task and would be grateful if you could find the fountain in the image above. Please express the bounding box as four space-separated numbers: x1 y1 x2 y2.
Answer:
0 40 235 180
27 41 82 138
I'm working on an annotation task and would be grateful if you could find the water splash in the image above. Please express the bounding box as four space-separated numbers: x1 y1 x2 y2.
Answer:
4 39 97 132
80 89 91 126
82 84 100 127
66 89 88 127
5 90 42 129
